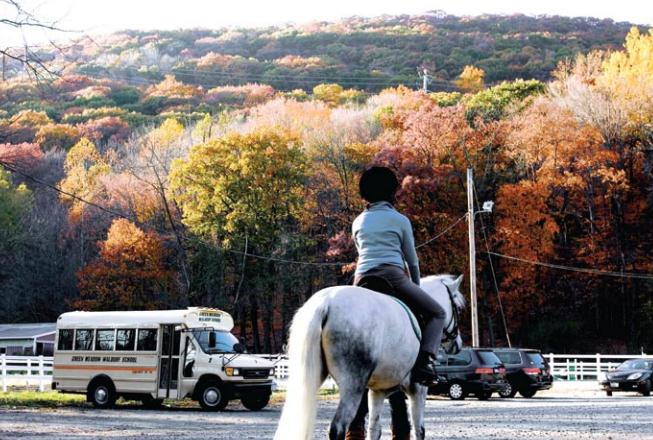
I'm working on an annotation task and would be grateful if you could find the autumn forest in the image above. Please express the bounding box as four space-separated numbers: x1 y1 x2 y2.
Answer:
1 13 653 354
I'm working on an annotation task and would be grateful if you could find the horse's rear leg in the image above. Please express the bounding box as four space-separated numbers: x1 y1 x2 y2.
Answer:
406 384 427 440
367 390 385 440
389 391 411 440
329 385 367 440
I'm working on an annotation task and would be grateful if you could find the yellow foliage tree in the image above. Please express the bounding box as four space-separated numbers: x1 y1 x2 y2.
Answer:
59 137 110 222
599 27 653 132
313 83 344 106
170 128 306 249
456 65 486 93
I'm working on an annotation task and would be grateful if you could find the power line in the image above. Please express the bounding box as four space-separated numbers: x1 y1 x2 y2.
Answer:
92 64 459 87
472 181 511 347
0 160 135 222
415 213 467 249
0 158 467 267
82 65 459 91
8 157 651 282
485 251 653 281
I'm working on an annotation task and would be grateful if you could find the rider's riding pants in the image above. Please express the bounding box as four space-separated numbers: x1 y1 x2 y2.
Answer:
354 264 446 356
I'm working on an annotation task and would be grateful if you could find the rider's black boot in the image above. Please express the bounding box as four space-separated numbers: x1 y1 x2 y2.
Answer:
411 351 440 385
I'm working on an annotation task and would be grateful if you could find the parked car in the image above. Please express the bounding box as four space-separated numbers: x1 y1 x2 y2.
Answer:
600 359 653 396
429 348 507 400
492 348 553 398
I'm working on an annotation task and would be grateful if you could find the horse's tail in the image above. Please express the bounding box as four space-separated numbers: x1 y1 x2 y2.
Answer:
274 291 329 440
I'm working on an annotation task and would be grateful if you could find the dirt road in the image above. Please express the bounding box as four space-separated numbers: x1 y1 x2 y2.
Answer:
2 385 652 439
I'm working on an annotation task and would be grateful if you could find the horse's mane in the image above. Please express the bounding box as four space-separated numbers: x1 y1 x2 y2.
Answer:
422 274 466 310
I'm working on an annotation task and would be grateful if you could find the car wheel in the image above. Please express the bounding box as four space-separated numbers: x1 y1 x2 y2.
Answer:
241 393 270 411
519 388 537 398
478 391 492 400
198 381 229 411
639 380 652 397
499 382 517 398
88 379 117 409
141 395 164 409
606 390 613 396
448 382 466 400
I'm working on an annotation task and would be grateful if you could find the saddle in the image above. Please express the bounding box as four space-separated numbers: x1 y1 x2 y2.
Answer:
356 274 423 341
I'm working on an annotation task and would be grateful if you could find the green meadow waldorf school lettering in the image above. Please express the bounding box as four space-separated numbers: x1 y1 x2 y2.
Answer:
70 355 137 363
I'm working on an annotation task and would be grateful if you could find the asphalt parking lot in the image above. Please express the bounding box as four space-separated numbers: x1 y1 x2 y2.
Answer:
1 383 653 439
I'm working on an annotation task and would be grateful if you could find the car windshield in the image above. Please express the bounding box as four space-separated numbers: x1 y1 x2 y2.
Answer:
477 351 502 366
617 359 652 370
495 351 521 365
525 352 546 368
193 330 239 354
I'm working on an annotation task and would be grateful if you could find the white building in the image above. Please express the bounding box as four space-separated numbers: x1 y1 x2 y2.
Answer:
0 323 56 356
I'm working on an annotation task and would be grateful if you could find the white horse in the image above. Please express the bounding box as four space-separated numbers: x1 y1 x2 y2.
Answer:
274 274 465 440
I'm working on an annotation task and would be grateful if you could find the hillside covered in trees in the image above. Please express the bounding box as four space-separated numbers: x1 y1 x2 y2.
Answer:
1 13 653 354
3 12 644 91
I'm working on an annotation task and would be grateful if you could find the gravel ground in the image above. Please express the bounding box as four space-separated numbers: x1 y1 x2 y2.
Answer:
2 383 653 439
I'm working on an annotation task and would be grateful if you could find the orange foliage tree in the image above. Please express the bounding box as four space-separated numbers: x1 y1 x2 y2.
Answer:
74 219 178 310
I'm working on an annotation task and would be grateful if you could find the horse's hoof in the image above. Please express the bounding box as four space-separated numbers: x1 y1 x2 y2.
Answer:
345 425 366 440
391 434 411 440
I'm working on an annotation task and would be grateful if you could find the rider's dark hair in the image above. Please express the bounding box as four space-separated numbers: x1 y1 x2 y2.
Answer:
359 166 399 203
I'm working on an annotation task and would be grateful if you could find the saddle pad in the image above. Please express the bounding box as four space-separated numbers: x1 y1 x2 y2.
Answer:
386 295 422 341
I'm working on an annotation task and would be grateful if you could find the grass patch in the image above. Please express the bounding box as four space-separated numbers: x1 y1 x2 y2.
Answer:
0 391 86 408
270 388 339 405
0 388 341 409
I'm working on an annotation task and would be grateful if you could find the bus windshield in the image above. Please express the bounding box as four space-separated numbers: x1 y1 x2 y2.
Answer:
193 330 239 354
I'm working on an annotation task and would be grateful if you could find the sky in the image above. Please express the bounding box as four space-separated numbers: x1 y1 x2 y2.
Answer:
3 0 653 46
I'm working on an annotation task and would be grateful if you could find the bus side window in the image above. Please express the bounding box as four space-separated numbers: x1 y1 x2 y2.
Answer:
137 329 157 351
116 329 136 351
95 329 115 351
74 329 94 351
57 329 74 351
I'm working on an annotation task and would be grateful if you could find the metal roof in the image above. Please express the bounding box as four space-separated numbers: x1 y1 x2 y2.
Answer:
0 323 56 340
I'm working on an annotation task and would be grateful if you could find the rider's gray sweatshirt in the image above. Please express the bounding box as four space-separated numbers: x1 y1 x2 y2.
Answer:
352 201 421 285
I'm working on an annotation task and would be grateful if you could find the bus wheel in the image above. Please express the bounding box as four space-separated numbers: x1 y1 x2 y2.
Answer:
88 379 116 409
198 381 228 411
241 393 270 411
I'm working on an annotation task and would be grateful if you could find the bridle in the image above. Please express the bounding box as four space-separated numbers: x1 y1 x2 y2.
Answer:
441 281 461 347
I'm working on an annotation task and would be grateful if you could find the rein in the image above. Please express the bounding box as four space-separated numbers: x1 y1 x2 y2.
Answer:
441 281 460 344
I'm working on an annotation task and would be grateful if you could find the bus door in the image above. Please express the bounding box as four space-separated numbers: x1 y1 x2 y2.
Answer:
158 324 183 399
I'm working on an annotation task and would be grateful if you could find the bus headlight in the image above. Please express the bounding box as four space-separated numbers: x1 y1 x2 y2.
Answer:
225 367 240 376
270 368 275 376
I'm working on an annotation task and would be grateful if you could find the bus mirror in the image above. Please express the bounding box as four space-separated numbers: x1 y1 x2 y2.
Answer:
208 332 217 349
233 343 245 354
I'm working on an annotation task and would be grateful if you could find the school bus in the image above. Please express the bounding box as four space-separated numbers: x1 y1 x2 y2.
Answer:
52 307 275 411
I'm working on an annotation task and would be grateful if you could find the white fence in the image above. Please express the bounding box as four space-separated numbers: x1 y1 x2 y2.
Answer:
0 355 53 392
264 352 653 389
545 353 650 381
2 353 650 393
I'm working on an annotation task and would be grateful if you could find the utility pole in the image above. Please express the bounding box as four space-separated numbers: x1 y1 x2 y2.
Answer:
418 68 430 92
1 52 5 82
467 167 479 347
